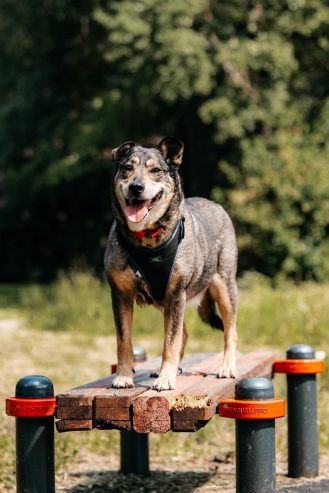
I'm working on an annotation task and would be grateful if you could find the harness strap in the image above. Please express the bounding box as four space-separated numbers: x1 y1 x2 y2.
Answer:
130 227 164 240
117 219 185 303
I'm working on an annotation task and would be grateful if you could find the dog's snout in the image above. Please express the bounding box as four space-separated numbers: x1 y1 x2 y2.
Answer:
129 181 145 195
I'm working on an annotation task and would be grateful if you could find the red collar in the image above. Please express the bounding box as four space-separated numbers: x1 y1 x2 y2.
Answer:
130 226 164 240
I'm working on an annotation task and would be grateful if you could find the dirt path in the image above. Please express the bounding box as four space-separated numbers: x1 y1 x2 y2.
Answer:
0 319 24 332
56 452 329 493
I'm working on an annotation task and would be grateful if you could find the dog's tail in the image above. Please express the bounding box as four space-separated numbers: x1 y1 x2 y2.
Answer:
197 290 224 331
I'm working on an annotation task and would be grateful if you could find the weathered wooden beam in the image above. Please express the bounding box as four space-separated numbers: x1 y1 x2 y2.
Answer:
56 353 213 432
55 351 276 433
56 419 93 432
133 351 276 433
170 351 275 431
132 353 225 433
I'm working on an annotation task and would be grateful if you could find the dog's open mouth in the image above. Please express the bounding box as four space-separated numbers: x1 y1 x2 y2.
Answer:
124 191 163 223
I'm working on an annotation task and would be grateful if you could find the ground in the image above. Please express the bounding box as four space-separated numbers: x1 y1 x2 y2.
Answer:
55 451 329 492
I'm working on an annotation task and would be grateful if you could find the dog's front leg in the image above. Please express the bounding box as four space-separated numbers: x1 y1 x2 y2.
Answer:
111 287 134 388
152 289 186 391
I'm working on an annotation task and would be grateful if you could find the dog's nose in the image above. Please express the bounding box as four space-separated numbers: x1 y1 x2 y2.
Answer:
129 182 145 195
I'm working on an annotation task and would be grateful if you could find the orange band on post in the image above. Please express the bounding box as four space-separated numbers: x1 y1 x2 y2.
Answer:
273 359 325 375
218 398 285 420
6 397 56 418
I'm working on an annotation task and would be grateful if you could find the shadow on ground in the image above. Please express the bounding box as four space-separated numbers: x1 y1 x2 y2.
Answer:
278 478 329 492
67 470 215 493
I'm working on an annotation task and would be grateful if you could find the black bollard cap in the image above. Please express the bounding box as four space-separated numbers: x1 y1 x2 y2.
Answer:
15 375 54 398
133 346 147 363
235 377 274 400
287 344 315 359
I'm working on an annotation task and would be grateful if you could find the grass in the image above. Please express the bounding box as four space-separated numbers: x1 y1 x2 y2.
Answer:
0 271 328 491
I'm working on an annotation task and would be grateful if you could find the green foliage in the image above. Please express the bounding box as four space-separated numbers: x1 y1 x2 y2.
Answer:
19 271 113 332
0 0 328 280
213 131 329 280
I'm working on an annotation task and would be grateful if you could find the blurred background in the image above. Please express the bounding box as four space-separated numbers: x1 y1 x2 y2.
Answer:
1 0 328 282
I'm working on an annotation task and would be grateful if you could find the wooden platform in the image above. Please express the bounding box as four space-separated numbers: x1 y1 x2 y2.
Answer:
56 351 275 434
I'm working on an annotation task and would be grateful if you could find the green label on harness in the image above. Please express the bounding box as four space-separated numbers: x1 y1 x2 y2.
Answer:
150 256 162 263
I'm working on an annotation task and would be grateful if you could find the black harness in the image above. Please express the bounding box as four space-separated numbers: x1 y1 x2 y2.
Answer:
117 219 185 303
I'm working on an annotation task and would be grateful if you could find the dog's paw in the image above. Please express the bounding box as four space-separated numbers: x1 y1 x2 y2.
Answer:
112 375 134 388
152 374 176 392
151 368 182 378
150 369 160 378
217 366 237 379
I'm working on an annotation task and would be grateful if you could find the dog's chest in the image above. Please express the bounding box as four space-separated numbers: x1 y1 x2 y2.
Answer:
118 220 185 304
134 271 155 305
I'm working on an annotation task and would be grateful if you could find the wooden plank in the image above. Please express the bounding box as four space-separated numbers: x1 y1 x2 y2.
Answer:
56 419 93 432
172 404 217 421
94 353 213 429
95 406 130 421
56 358 161 406
55 356 164 425
171 419 209 432
179 350 275 406
56 353 213 431
171 351 275 431
95 352 213 407
95 420 132 431
133 395 171 433
56 405 92 420
55 351 276 433
133 351 275 433
132 353 226 433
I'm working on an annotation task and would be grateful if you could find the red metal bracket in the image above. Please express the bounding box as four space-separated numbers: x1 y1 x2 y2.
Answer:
6 397 56 418
273 359 325 375
218 398 285 420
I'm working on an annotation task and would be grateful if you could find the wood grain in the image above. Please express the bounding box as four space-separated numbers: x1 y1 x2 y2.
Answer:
55 351 276 433
56 419 93 432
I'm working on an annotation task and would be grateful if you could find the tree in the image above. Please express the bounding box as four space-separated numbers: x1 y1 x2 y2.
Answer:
96 0 329 280
0 0 328 280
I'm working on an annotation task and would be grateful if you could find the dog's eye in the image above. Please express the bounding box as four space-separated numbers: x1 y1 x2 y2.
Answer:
122 164 133 172
151 167 162 173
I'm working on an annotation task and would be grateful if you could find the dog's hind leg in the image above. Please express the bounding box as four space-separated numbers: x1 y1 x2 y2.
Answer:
180 322 189 361
209 273 238 378
198 289 224 331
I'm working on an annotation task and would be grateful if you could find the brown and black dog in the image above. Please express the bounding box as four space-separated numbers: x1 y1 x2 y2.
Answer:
104 137 238 391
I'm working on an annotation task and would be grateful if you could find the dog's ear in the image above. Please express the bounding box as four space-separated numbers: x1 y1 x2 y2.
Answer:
158 137 184 167
112 141 137 165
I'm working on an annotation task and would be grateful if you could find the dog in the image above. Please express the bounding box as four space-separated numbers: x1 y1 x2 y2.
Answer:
104 137 238 391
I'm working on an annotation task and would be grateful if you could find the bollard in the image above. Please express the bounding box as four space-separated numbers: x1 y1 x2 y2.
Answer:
274 344 325 478
120 426 149 475
219 377 285 493
6 375 56 493
118 346 149 475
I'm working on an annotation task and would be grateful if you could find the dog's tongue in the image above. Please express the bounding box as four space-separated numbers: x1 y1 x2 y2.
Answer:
124 203 149 223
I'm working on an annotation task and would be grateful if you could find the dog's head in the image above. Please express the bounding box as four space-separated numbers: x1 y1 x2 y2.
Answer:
112 137 184 231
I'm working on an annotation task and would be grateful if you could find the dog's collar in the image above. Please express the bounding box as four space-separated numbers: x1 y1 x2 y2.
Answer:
130 227 164 241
